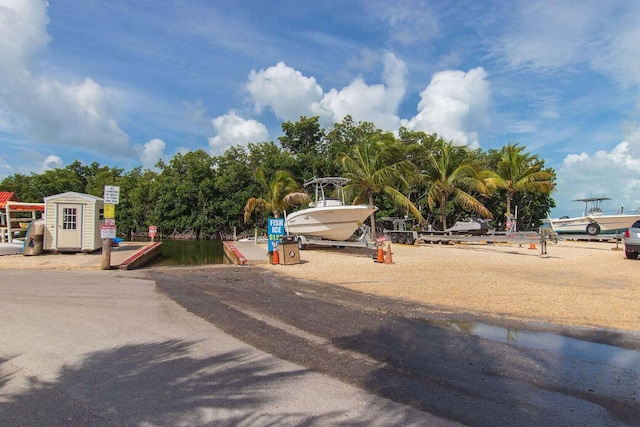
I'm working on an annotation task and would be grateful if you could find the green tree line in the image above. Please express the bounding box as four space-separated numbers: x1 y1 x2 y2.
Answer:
1 116 556 239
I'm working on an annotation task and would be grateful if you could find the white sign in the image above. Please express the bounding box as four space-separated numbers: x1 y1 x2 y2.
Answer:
103 185 120 204
100 224 117 239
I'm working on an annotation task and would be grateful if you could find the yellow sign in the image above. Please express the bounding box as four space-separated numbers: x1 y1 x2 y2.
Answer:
104 203 115 219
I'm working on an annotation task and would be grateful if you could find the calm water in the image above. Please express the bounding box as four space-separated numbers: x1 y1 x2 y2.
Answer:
440 320 640 372
152 239 226 266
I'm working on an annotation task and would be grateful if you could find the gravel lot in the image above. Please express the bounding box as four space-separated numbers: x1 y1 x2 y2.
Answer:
261 240 639 332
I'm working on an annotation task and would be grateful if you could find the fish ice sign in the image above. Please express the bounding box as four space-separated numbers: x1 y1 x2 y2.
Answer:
267 218 285 252
103 185 120 204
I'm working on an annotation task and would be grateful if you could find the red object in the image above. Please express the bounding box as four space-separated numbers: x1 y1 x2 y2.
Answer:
0 192 18 209
272 247 280 265
625 229 630 238
375 246 384 263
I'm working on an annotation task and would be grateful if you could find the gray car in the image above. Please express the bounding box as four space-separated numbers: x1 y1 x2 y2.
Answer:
624 220 640 259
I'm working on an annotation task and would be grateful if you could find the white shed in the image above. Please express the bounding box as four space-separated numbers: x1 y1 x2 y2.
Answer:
43 192 105 253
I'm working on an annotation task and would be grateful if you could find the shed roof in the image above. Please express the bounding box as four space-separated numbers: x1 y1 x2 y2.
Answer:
43 192 104 203
0 192 19 209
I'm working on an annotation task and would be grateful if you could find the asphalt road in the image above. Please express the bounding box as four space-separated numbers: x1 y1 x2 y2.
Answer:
0 269 449 426
152 265 640 427
2 266 639 426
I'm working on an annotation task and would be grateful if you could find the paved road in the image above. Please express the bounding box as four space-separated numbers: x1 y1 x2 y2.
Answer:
0 270 450 426
153 266 640 427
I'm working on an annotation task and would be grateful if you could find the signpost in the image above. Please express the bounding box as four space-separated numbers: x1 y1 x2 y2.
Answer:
102 185 120 270
149 225 158 241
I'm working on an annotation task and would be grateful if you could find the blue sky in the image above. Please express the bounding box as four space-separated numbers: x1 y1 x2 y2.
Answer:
1 0 639 217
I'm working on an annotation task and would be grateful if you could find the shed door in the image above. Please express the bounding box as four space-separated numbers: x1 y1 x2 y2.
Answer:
56 203 82 249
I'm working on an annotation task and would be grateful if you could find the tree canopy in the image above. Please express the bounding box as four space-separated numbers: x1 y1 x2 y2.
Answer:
0 117 557 239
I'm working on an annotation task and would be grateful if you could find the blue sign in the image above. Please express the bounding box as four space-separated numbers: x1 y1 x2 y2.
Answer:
267 218 285 252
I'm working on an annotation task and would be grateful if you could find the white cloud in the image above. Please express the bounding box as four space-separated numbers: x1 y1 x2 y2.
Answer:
497 2 640 89
402 67 491 147
246 53 407 132
41 154 62 171
365 0 439 46
498 2 597 70
554 131 640 216
0 0 50 71
246 62 323 121
208 111 269 153
591 20 640 89
0 0 133 157
316 52 406 130
140 138 166 170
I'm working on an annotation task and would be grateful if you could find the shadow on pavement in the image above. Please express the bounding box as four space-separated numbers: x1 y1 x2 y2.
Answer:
0 340 370 426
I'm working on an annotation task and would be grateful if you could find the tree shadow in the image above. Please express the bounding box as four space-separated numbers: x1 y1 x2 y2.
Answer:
0 340 364 426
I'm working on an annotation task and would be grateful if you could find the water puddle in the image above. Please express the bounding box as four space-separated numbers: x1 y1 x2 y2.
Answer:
443 321 640 372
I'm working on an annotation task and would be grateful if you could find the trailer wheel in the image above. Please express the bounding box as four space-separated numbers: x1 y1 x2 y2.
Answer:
586 223 600 236
298 238 307 250
406 234 415 245
391 233 399 243
398 233 407 244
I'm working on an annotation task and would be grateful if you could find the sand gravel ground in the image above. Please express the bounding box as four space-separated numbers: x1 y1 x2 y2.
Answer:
2 239 638 332
262 240 639 333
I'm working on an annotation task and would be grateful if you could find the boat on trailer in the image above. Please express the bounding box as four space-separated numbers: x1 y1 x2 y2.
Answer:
285 177 378 242
549 197 640 235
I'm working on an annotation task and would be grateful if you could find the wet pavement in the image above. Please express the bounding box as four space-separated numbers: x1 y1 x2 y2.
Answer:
154 266 640 426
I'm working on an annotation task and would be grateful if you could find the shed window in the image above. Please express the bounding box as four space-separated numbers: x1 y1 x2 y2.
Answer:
62 208 77 230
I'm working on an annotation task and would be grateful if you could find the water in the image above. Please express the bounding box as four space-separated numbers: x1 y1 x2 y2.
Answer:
152 239 226 266
444 320 640 372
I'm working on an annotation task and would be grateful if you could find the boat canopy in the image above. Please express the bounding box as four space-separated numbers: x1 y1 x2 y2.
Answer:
304 177 350 206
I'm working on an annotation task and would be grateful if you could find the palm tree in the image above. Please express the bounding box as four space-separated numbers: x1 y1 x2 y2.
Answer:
485 143 554 221
421 141 493 230
243 168 310 222
338 134 424 239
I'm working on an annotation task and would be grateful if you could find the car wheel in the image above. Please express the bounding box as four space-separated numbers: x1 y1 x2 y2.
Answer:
625 250 639 260
586 223 601 236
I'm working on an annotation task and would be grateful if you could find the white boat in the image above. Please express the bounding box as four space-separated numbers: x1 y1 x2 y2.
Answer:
285 177 378 241
549 197 640 235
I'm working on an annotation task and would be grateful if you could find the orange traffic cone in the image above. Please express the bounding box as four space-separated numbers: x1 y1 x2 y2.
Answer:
375 245 384 263
272 247 280 264
384 242 393 264
529 243 536 250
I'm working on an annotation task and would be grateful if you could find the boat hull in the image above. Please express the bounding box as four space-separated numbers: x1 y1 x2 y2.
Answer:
550 214 640 235
285 205 377 241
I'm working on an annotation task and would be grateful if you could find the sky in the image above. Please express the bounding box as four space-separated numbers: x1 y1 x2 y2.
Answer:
1 0 640 217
